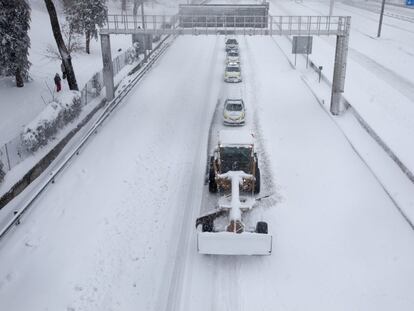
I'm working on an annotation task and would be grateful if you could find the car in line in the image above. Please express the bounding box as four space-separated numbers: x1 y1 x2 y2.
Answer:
223 99 245 126
224 62 242 83
226 49 240 64
225 38 238 52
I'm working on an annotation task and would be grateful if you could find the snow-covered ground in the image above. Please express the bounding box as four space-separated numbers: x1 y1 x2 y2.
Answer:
0 0 135 146
269 0 414 176
1 32 414 310
1 1 414 310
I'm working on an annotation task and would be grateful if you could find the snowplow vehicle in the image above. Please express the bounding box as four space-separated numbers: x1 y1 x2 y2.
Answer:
196 130 272 256
208 130 260 194
197 170 272 256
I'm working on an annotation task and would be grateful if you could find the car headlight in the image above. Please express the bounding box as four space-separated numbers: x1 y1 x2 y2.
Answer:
224 112 229 118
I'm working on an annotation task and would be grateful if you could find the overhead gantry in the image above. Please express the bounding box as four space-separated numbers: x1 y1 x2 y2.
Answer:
100 4 350 115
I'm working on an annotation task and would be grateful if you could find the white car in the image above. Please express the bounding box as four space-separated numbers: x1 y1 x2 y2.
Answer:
225 38 238 52
223 99 245 125
224 62 242 83
226 49 240 64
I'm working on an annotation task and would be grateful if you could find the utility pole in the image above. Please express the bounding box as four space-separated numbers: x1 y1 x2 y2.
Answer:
329 0 334 16
377 0 386 37
141 0 148 61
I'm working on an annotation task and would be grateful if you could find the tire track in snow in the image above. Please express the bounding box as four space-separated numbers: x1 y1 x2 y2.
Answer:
241 37 279 209
158 35 222 311
203 36 279 311
177 35 280 311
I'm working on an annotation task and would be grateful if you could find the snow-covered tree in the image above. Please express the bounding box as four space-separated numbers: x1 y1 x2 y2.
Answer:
0 0 31 87
65 0 107 54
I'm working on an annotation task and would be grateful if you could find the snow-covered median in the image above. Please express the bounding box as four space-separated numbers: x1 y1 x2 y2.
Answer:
21 91 81 153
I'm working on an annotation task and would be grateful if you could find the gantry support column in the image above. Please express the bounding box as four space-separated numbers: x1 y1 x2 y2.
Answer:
100 34 115 101
330 17 350 116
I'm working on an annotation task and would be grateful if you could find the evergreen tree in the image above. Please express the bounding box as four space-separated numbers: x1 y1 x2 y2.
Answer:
65 0 107 54
0 0 31 87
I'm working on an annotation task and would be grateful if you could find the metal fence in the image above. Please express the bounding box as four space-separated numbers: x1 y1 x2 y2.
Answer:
0 49 134 175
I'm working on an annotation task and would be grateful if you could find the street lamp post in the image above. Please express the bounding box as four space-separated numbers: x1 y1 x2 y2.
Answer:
377 0 386 37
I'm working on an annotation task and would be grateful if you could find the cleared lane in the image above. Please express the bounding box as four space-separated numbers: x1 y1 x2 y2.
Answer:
0 36 223 311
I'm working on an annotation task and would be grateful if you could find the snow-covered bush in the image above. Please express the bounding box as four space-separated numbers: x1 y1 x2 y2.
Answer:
21 91 81 152
0 160 5 184
126 44 140 64
91 72 102 96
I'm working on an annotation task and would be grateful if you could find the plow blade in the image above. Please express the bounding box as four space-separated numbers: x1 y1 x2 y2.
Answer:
197 232 272 255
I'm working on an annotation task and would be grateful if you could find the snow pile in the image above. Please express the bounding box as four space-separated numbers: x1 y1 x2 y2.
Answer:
21 91 81 152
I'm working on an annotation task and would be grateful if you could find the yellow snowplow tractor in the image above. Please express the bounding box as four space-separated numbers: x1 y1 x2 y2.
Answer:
209 130 260 194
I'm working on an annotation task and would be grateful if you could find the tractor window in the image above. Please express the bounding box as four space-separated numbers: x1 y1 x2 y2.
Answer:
219 146 252 173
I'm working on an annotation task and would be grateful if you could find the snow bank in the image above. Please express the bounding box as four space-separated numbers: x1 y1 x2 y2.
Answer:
21 91 81 152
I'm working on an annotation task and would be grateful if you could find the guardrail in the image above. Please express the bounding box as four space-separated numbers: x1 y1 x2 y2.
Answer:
0 35 175 242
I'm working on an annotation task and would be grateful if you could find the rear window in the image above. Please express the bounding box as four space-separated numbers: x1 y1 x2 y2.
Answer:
228 52 238 57
226 66 240 72
226 103 243 111
226 39 238 45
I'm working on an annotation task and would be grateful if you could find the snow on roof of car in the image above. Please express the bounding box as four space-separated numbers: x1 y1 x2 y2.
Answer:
226 62 240 68
219 130 254 146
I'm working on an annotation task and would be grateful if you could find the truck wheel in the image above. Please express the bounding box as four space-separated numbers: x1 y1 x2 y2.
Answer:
256 221 268 234
202 220 214 232
254 166 261 194
209 157 218 193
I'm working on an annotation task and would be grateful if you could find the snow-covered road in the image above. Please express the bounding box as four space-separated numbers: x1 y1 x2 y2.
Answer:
179 36 414 311
0 35 223 311
1 34 414 311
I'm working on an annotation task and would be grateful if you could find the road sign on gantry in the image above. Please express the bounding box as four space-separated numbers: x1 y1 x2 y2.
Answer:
292 36 313 54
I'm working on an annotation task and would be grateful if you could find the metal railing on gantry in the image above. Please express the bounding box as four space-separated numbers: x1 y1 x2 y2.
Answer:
100 14 351 37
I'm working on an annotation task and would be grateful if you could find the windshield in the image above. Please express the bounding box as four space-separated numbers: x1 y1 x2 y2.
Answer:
226 67 240 72
226 39 238 45
220 146 252 173
226 103 243 111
